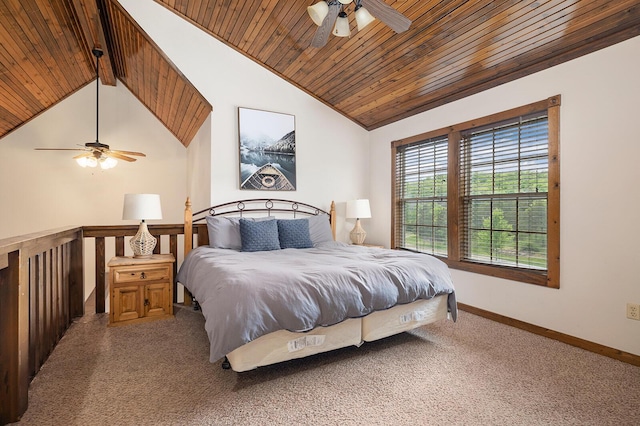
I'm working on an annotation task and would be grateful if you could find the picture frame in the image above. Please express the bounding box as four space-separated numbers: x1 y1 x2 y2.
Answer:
238 107 296 191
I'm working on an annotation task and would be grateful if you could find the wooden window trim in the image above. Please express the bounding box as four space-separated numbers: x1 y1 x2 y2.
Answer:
392 95 561 288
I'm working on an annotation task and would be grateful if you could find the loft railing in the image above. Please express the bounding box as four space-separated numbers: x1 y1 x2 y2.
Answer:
0 227 84 425
0 223 203 425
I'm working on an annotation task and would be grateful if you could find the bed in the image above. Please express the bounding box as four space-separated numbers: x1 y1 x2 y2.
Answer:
177 198 457 372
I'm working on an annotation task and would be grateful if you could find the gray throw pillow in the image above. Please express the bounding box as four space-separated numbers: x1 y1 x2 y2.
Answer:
206 216 242 250
308 214 333 246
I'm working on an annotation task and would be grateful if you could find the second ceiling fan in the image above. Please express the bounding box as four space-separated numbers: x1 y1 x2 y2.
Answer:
308 0 411 48
35 48 145 169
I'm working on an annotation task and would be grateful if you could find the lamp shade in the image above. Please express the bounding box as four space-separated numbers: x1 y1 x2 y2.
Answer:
122 194 163 221
333 12 350 37
355 6 375 31
307 1 329 26
346 199 371 219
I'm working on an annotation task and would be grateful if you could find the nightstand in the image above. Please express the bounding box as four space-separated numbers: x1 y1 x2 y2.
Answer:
107 254 175 326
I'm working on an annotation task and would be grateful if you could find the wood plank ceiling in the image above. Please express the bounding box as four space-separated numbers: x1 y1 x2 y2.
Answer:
0 0 211 147
1 1 639 146
155 0 640 130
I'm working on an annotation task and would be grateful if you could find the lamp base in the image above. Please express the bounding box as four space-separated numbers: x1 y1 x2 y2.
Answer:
130 221 157 258
350 218 367 245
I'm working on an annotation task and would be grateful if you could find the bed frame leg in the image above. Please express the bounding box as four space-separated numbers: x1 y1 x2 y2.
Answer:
221 356 231 370
193 299 201 311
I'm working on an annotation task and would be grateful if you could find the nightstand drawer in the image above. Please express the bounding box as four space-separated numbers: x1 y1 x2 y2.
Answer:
113 266 170 283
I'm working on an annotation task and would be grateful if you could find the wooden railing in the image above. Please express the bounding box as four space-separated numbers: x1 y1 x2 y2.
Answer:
0 223 196 425
0 227 84 425
0 223 202 424
82 224 186 312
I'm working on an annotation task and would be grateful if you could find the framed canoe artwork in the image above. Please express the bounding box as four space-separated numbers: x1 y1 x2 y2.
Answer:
238 107 296 191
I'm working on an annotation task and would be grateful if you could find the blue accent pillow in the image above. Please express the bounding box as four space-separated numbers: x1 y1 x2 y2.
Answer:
277 219 313 249
207 216 275 250
239 218 281 252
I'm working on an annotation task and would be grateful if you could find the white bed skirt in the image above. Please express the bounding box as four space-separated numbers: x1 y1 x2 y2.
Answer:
227 294 449 372
362 294 448 342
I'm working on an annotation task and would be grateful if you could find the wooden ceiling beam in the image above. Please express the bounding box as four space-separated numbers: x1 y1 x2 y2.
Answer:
102 0 211 147
70 0 117 86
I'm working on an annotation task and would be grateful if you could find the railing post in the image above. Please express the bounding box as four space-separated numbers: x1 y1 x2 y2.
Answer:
0 250 29 424
94 237 105 313
170 234 178 303
69 233 84 318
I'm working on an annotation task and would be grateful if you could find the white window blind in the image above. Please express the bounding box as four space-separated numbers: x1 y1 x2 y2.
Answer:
395 135 448 256
459 113 549 269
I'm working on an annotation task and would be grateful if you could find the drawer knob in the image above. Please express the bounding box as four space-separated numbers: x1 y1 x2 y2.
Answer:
140 272 146 279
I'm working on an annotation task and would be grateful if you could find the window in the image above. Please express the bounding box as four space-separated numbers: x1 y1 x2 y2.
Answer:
392 96 560 288
460 113 548 270
394 135 448 256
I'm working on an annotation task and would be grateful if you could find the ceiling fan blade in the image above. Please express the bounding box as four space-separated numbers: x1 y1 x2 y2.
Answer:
361 0 411 33
310 3 340 48
72 152 94 160
109 150 146 157
104 151 136 162
35 148 88 151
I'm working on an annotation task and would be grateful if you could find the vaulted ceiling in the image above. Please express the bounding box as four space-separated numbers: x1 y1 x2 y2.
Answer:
0 0 211 147
1 0 640 146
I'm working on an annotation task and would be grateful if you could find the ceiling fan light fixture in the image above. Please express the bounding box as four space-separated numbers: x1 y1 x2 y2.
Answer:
333 11 350 37
355 5 375 31
86 156 98 168
307 1 329 26
338 0 353 4
100 157 118 169
76 157 90 167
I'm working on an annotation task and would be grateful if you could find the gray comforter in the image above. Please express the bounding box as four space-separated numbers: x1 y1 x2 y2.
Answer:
177 241 457 362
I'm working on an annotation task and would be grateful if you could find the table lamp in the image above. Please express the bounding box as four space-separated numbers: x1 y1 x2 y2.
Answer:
122 194 163 258
346 199 371 245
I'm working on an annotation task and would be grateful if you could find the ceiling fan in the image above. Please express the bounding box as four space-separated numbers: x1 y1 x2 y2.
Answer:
35 48 145 169
308 0 411 48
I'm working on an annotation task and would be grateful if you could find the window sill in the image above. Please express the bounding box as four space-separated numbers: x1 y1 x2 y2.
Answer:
441 258 554 288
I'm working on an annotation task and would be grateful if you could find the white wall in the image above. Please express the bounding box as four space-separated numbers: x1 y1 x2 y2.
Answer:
186 114 212 213
0 81 188 238
369 36 640 356
119 0 371 241
0 81 188 298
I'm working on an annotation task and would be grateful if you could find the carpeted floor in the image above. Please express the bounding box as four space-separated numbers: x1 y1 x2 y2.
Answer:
12 303 640 426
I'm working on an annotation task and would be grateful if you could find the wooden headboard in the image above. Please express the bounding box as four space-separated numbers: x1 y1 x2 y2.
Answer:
183 197 336 256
